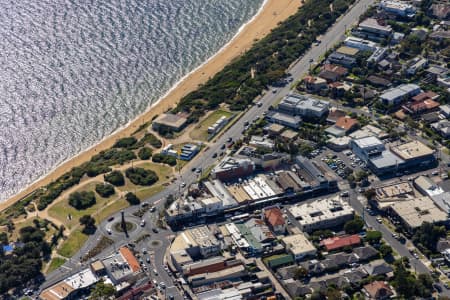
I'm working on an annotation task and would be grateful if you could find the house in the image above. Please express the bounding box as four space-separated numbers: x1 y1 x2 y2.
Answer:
363 260 394 277
265 254 295 270
379 0 416 18
266 111 302 129
335 116 359 134
404 57 428 75
431 120 450 138
319 64 348 82
303 76 328 93
326 107 347 123
327 52 357 68
440 104 450 118
402 99 440 116
264 207 286 234
358 18 393 38
368 47 388 63
336 46 360 56
344 36 378 52
353 246 379 261
429 3 450 20
278 94 330 119
367 75 391 87
363 281 394 300
320 235 361 252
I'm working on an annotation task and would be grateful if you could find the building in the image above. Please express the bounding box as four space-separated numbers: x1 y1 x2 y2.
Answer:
379 83 421 106
405 57 428 75
208 115 229 135
431 120 450 138
204 180 237 208
363 281 394 299
101 247 142 284
368 47 388 63
303 76 328 92
188 265 247 287
326 116 359 137
265 111 302 129
319 64 348 82
278 93 329 119
170 226 221 262
264 207 286 234
359 18 393 37
374 182 414 204
245 218 276 243
379 0 416 17
320 235 361 252
249 136 275 150
211 157 255 181
295 155 338 191
429 3 450 20
40 268 98 300
179 143 200 161
350 136 386 161
344 36 378 52
349 125 388 140
152 113 188 132
336 46 360 56
267 123 285 136
414 175 444 197
440 104 450 118
288 196 354 233
328 136 352 151
281 233 317 261
225 222 263 255
390 140 436 169
327 52 357 68
387 196 448 233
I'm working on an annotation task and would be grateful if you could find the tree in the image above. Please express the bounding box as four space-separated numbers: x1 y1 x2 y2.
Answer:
138 147 152 160
366 230 382 245
89 279 115 299
95 183 115 198
125 167 159 186
412 222 446 253
125 192 140 205
379 244 393 257
68 191 96 210
79 215 96 235
294 267 308 280
344 216 364 234
104 170 125 187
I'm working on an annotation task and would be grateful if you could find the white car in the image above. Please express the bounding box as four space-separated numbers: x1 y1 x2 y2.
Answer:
140 220 145 227
180 182 186 188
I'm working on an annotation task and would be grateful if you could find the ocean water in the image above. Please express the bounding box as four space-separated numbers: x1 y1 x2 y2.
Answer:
0 0 265 201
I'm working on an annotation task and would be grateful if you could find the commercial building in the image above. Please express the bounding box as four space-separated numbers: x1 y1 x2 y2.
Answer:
102 247 142 284
288 196 354 232
188 265 247 287
152 113 188 132
349 125 388 140
211 157 255 181
40 269 98 300
245 218 276 243
350 136 386 161
281 233 317 261
390 140 436 169
374 182 414 203
358 18 393 37
344 36 378 52
295 155 338 191
379 83 421 106
387 196 448 233
249 136 275 150
204 180 237 208
264 207 286 234
278 93 330 119
265 111 302 129
414 175 444 197
379 0 416 17
179 143 200 161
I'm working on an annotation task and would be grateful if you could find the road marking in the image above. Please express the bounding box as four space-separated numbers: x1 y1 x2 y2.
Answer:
61 265 72 271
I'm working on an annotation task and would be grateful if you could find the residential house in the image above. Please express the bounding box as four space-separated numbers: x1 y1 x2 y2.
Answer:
264 207 286 234
303 76 328 93
327 52 357 68
379 0 416 18
379 83 421 106
363 281 394 300
319 64 349 82
320 235 361 252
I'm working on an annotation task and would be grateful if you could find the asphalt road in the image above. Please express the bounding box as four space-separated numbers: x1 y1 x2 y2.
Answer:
40 0 382 297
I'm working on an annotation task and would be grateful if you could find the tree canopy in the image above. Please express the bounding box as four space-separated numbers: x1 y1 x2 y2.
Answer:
68 191 96 210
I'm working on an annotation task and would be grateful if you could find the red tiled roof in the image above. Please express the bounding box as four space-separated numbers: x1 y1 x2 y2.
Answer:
320 234 361 251
408 99 440 112
119 247 141 273
322 64 348 76
335 116 359 131
412 91 439 102
363 281 393 299
264 207 285 227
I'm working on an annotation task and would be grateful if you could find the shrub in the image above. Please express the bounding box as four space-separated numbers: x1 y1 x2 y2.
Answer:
95 183 115 198
136 133 162 149
125 167 159 186
125 192 140 205
138 147 152 160
113 137 138 149
79 215 96 235
104 170 125 187
152 153 177 166
68 191 96 210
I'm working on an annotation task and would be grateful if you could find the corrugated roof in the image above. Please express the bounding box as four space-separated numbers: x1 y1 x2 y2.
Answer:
119 247 140 273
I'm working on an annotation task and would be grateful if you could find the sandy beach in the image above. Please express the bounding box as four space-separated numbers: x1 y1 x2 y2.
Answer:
1 0 301 211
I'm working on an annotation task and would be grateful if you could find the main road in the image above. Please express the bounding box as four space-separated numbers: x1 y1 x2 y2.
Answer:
40 0 377 297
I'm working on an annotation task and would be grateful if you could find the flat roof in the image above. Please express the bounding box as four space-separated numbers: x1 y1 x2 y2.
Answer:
281 129 299 139
370 150 404 169
336 46 360 56
226 184 251 203
375 182 413 200
153 113 187 127
282 233 317 256
390 140 434 160
390 196 447 229
353 136 384 149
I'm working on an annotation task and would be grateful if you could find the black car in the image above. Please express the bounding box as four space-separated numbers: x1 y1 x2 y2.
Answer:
212 153 217 158
221 144 226 150
152 228 159 233
191 167 196 172
107 216 114 222
226 137 232 143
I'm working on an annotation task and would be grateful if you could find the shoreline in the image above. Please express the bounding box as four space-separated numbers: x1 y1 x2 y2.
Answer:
0 0 301 211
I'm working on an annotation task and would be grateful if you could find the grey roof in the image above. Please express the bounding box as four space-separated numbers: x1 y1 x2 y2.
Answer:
370 150 404 169
277 265 299 280
380 83 421 102
353 246 379 261
285 281 312 297
363 261 393 276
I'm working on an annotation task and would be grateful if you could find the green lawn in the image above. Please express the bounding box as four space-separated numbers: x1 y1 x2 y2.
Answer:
189 110 234 141
11 217 57 242
57 229 88 258
46 257 67 274
48 182 120 230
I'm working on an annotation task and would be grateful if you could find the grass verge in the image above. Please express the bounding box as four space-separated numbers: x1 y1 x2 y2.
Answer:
57 229 88 258
46 257 67 274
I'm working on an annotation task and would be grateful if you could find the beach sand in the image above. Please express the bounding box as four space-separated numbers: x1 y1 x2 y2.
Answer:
1 0 301 211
